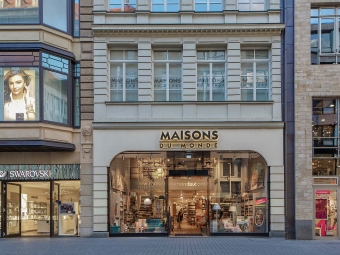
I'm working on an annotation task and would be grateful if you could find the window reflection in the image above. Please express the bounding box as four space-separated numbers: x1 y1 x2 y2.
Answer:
0 0 39 24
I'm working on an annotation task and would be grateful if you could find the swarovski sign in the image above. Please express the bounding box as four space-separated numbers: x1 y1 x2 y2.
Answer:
0 169 50 179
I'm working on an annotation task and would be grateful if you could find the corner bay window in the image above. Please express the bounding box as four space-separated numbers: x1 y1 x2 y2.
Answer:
110 50 138 102
153 50 182 101
0 0 79 36
0 51 79 126
241 49 269 101
311 7 340 64
197 50 226 101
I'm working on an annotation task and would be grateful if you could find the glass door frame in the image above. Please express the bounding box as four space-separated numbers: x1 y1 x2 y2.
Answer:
50 181 59 237
313 186 339 240
5 182 21 237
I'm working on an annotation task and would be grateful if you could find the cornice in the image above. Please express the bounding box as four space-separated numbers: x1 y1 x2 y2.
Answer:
92 23 284 35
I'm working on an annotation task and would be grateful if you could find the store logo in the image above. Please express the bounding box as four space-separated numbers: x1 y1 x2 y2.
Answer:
159 130 218 149
9 170 50 178
0 170 7 178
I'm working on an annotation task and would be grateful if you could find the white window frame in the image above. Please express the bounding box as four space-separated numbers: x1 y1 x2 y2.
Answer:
109 49 138 102
238 0 266 12
109 0 136 12
152 0 179 12
196 49 227 101
195 0 223 12
153 50 182 101
240 49 270 101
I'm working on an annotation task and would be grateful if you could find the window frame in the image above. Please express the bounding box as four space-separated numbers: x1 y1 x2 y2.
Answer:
195 0 223 12
196 49 227 102
240 49 270 101
152 49 183 101
311 6 340 64
238 0 266 12
109 49 138 102
151 0 179 12
109 0 136 12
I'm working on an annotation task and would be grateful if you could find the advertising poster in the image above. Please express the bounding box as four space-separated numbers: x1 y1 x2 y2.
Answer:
254 197 267 233
3 68 38 121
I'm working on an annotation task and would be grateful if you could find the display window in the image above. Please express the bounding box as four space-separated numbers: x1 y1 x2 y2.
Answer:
0 51 80 127
314 190 338 238
108 151 269 236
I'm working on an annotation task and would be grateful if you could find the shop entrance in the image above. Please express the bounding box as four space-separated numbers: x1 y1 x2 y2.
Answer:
314 187 339 239
2 181 80 237
168 177 209 236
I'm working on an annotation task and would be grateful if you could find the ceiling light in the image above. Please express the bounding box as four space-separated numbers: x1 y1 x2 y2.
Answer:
144 198 152 205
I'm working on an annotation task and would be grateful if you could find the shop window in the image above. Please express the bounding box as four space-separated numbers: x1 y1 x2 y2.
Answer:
241 49 270 101
195 0 222 12
109 0 136 12
110 50 138 102
311 7 340 64
0 51 79 127
153 50 182 101
43 0 67 32
238 0 266 11
197 50 226 101
152 0 179 12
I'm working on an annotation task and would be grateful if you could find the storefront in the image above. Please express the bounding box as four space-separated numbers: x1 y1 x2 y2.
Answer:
93 126 285 237
0 164 80 237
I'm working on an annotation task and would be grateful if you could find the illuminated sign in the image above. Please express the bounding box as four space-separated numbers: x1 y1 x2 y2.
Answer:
159 130 218 149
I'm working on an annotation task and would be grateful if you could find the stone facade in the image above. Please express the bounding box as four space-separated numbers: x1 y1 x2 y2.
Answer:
295 0 340 240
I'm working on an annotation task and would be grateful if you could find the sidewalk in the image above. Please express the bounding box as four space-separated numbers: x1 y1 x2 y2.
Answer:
0 236 339 255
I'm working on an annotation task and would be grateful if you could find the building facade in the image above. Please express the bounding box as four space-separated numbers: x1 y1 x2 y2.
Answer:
0 0 92 237
295 0 340 240
91 0 287 237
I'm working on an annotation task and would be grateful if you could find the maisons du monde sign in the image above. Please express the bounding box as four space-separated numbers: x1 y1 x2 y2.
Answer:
159 130 218 149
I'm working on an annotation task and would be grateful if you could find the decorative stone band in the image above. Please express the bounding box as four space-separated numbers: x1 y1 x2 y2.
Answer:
0 164 80 181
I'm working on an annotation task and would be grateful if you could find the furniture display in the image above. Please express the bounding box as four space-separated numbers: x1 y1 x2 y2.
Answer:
58 202 78 236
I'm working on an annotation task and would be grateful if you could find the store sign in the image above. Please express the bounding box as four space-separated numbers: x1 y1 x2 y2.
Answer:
159 130 218 149
131 178 207 191
255 197 267 205
0 165 80 180
316 190 331 195
313 177 338 185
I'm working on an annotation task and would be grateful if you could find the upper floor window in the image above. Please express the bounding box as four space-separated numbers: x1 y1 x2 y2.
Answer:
0 51 79 126
195 0 222 12
153 50 182 101
152 0 179 12
0 0 79 36
311 7 340 64
197 50 226 101
109 0 136 12
241 49 270 101
238 0 265 11
110 50 138 102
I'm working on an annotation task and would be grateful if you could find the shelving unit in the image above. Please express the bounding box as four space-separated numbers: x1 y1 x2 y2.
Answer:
241 194 253 217
187 202 196 225
27 201 48 220
7 199 19 232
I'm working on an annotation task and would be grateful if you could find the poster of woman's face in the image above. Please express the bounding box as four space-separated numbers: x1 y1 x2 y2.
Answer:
3 68 38 121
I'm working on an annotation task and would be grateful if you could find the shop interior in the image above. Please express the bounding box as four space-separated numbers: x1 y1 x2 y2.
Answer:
109 151 268 235
315 190 338 237
4 181 80 237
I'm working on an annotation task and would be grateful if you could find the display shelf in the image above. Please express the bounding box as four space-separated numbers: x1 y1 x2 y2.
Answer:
241 193 254 217
27 201 48 220
187 202 196 225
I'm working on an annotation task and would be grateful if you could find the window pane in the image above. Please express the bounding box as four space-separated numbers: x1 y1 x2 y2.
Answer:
212 63 225 92
169 90 181 101
125 50 138 60
110 0 122 11
111 51 124 60
0 0 39 24
311 8 318 16
126 63 138 90
43 70 68 124
211 51 225 60
252 4 264 11
212 90 224 101
320 8 335 15
126 90 138 101
110 90 123 101
168 51 182 60
241 89 253 101
255 50 268 59
167 3 179 12
195 3 207 11
42 53 69 74
154 51 168 60
197 64 210 101
43 0 68 32
154 63 166 91
154 90 166 101
241 63 253 75
110 64 124 90
74 0 80 36
312 159 337 175
73 63 80 127
311 18 319 55
210 3 222 11
256 89 269 101
197 51 210 60
2 68 39 121
321 18 334 53
238 4 250 11
152 4 164 12
241 50 254 59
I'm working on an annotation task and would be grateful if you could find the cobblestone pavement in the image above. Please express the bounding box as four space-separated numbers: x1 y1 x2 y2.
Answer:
0 237 340 255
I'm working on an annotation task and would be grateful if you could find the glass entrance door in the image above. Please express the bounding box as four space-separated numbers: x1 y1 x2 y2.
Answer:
314 188 338 238
6 183 21 237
